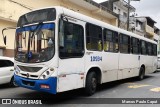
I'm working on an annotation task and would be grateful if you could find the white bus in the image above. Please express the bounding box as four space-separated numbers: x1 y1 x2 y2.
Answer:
12 6 157 95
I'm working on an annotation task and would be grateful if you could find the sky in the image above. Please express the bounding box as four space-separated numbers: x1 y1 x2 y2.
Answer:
93 0 160 28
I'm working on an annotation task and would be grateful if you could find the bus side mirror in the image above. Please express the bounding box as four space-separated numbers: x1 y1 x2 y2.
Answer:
4 36 6 45
2 27 16 45
59 15 68 48
59 17 65 48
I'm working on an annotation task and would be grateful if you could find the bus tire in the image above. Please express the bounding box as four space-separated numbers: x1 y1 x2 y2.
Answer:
10 76 18 87
85 72 97 96
138 67 145 80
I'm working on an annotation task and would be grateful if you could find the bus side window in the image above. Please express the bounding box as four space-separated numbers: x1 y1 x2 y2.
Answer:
147 42 152 56
153 44 157 56
120 34 130 54
131 37 139 54
103 29 118 53
59 21 84 58
114 32 119 52
141 40 147 55
104 41 109 51
86 23 102 51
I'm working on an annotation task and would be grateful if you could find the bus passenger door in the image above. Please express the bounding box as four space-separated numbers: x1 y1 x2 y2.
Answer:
57 18 85 92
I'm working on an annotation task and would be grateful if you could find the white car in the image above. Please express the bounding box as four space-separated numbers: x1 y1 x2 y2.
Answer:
157 55 160 69
0 56 16 86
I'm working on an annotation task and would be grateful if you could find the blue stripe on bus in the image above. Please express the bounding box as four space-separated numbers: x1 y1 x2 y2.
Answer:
16 23 55 33
14 74 57 94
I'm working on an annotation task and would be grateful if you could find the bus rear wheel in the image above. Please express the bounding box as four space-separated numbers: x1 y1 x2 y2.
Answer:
138 67 145 80
85 72 97 96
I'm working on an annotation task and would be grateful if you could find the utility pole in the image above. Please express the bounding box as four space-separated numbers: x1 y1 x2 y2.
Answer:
127 0 140 31
127 0 130 31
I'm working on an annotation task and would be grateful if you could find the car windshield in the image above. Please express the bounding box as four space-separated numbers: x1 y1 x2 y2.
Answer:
15 23 55 63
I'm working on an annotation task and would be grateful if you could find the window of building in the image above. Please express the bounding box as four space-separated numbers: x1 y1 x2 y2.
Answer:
136 21 138 27
123 12 127 17
0 60 14 67
140 40 147 55
139 22 142 30
59 21 84 58
103 29 119 52
131 37 139 54
118 9 120 14
86 23 102 51
120 34 130 53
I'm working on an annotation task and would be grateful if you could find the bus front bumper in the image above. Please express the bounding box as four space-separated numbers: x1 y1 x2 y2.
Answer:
14 74 57 94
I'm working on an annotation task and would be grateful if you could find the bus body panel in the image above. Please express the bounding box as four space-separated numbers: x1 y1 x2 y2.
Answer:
140 55 154 74
84 51 104 83
152 56 158 72
57 58 85 92
119 54 140 79
14 74 57 94
57 17 86 92
101 52 119 82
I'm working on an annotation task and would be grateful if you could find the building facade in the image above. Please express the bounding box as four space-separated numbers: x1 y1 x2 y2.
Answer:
0 0 118 57
101 0 159 43
129 17 145 36
130 16 157 40
154 26 160 54
101 0 135 30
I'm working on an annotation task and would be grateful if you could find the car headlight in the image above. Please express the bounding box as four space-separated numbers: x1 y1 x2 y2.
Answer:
14 66 20 75
39 68 54 79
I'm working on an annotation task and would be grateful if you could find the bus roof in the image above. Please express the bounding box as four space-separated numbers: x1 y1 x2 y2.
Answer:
21 6 157 44
60 6 157 44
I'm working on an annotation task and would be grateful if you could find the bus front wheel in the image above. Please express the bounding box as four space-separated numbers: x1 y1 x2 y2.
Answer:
85 72 97 96
10 76 18 87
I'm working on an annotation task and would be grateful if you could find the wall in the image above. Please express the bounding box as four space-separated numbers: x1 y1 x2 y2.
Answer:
0 19 16 57
0 49 3 56
0 0 30 22
13 0 117 26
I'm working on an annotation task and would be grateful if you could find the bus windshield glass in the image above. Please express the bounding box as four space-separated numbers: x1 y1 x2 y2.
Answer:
17 8 56 27
15 23 55 63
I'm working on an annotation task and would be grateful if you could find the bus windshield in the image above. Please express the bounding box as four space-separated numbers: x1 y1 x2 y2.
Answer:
17 8 56 27
15 23 55 63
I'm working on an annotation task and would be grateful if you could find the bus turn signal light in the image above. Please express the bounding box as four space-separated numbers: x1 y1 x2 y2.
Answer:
40 84 50 89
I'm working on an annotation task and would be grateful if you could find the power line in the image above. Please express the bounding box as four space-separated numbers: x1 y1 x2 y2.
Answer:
8 0 32 10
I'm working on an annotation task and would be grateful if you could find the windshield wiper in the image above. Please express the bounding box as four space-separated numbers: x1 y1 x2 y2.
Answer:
27 22 44 62
31 22 43 38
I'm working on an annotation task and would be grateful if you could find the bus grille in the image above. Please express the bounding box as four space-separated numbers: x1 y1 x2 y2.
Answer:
22 80 35 86
18 65 42 72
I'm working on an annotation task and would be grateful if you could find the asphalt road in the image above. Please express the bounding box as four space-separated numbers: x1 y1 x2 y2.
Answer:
1 71 160 107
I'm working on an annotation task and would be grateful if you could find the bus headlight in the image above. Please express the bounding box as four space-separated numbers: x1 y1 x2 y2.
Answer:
39 68 54 79
14 66 20 75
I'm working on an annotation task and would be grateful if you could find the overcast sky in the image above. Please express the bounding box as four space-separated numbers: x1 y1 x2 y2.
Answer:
93 0 160 28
